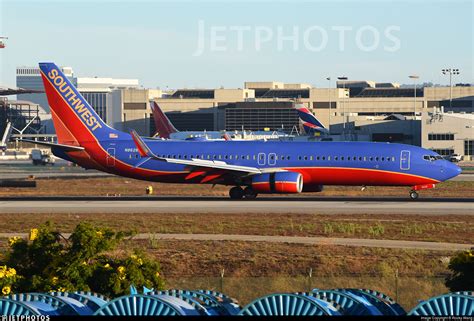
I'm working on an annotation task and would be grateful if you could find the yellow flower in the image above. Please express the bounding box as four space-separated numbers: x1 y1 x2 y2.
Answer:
96 231 103 238
104 263 111 269
29 228 39 241
117 266 125 274
2 286 11 295
0 271 4 279
130 254 137 260
8 237 21 247
52 277 59 284
81 261 88 266
57 287 66 292
5 268 16 278
155 272 160 278
137 258 143 266
118 275 126 281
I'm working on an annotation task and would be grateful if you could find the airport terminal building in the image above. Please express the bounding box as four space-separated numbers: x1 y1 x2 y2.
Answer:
11 67 474 160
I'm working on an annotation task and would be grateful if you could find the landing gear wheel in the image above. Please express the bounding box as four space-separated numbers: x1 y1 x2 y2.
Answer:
229 186 244 199
243 186 258 199
409 190 419 200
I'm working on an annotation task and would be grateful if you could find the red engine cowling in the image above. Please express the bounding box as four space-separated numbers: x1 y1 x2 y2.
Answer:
251 172 303 194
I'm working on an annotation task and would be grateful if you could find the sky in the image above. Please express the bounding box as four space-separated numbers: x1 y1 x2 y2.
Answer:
0 0 472 89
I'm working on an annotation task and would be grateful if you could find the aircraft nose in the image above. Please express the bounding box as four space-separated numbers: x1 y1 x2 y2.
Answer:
444 161 462 180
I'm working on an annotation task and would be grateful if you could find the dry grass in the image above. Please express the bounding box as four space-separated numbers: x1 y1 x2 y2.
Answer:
0 177 472 198
1 212 472 244
127 239 451 310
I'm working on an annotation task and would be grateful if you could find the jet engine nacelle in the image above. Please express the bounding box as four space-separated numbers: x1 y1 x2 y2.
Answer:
251 172 303 194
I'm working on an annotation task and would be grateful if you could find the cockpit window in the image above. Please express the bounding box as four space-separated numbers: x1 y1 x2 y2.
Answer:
430 155 437 161
423 155 430 161
436 156 443 160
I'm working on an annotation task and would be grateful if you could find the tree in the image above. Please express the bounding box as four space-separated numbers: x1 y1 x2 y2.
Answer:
445 249 474 292
0 222 165 297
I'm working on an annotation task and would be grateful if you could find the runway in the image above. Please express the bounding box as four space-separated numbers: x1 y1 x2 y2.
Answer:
0 232 470 251
0 196 472 215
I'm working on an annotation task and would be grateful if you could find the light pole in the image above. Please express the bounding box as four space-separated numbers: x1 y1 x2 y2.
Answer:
337 76 348 138
326 77 331 133
409 75 419 146
409 75 419 117
442 68 460 110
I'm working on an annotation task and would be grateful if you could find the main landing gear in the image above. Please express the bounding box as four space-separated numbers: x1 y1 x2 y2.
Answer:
229 186 258 200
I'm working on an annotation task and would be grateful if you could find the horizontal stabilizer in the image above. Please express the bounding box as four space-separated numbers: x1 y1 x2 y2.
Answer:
15 139 85 152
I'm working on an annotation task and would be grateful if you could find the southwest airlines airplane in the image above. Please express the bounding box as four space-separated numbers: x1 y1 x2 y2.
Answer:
28 63 461 200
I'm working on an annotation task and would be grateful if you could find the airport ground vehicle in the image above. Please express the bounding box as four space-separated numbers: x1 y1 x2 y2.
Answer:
449 154 463 163
21 62 461 200
31 149 55 166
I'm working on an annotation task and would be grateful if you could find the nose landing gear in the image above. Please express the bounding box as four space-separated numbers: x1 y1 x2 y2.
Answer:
409 183 436 200
409 190 419 200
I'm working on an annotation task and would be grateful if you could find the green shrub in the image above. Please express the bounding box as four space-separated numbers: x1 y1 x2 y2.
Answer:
0 222 165 297
445 249 474 291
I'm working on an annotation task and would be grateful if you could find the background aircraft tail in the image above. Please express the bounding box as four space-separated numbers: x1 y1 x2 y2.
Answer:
0 121 12 151
295 103 329 135
39 62 121 146
151 101 179 138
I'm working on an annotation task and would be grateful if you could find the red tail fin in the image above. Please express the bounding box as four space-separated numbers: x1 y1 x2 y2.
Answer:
151 101 178 138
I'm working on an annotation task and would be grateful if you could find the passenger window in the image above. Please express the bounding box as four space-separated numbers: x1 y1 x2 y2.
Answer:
304 156 308 161
381 157 385 161
310 156 313 161
335 156 338 161
341 156 345 161
375 157 379 161
358 157 362 161
246 155 250 160
369 157 373 161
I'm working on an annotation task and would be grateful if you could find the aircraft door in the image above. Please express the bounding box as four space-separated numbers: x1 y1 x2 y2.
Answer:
258 153 266 166
106 148 116 167
400 150 410 170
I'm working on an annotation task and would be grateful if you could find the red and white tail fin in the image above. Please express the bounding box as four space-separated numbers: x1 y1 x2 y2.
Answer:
150 101 178 138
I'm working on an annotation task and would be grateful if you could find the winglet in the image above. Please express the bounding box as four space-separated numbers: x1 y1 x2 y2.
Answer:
130 130 153 157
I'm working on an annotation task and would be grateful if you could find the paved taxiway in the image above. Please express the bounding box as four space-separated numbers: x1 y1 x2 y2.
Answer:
0 197 472 215
0 232 470 251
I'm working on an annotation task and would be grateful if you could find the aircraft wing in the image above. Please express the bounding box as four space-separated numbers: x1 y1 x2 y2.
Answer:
131 130 263 175
15 139 85 152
